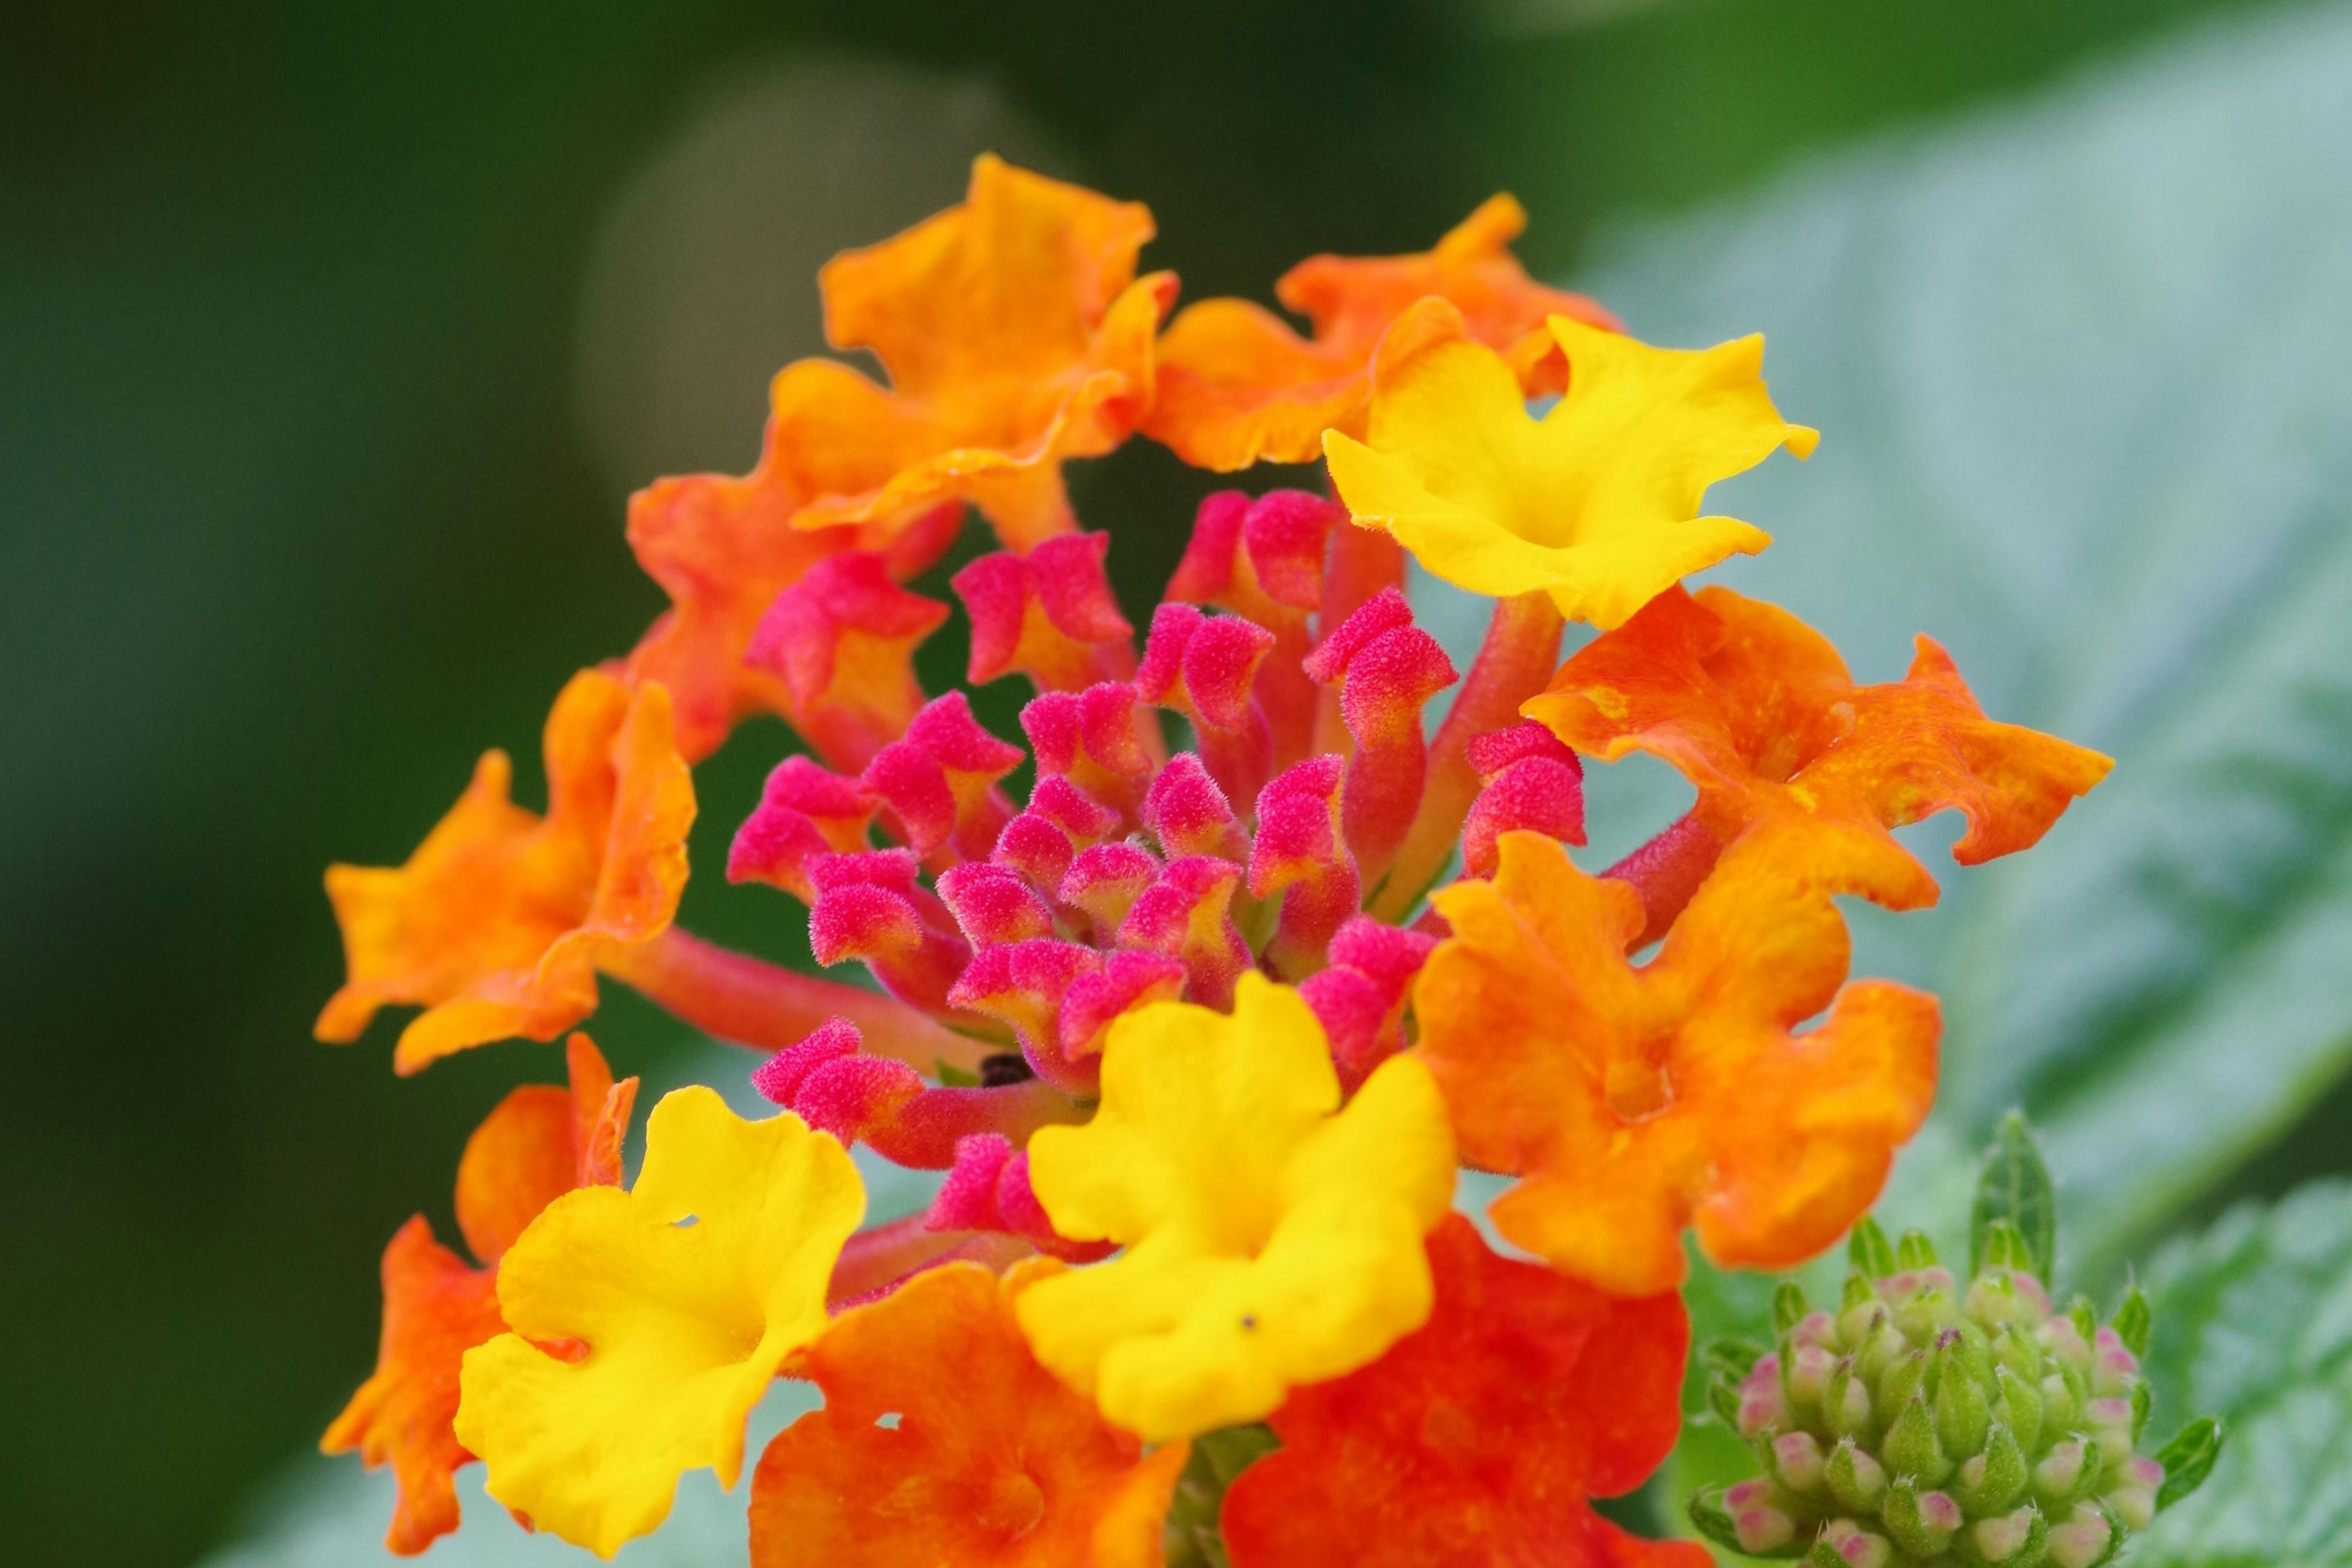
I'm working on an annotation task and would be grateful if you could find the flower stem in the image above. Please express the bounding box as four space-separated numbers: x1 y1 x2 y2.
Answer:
1368 592 1564 922
1601 810 1724 951
826 1213 1035 1308
602 926 990 1074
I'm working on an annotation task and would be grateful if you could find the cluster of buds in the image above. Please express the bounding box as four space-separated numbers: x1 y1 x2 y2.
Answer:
1692 1125 2219 1568
727 487 1591 1252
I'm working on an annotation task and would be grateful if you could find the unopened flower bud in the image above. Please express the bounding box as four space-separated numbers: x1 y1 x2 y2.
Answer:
2101 1455 2162 1532
2034 1436 2088 1505
1786 1343 1837 1418
1882 1479 1961 1558
1994 1364 2045 1455
1825 1438 1888 1513
1773 1430 1828 1493
1958 1422 2030 1515
1825 1359 1875 1443
1809 1518 1894 1568
1935 1335 1994 1457
1970 1504 2046 1564
1875 1348 1929 1430
2046 1502 2115 1568
1883 1393 1952 1486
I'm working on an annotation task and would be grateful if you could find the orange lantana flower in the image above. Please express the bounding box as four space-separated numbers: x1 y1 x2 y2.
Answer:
764 154 1177 553
1522 585 2113 910
323 1036 636 1555
624 458 958 764
750 1260 1188 1568
1144 195 1617 472
1221 1216 1705 1568
1415 831 1940 1295
316 670 693 1074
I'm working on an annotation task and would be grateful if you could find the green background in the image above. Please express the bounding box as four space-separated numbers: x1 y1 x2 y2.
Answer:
2 1 2340 1564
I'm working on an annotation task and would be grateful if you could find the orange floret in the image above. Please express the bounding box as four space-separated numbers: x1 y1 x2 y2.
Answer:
750 1259 1188 1568
315 671 693 1074
1523 585 2114 911
766 154 1177 552
1415 831 1940 1295
1221 1215 1706 1568
323 1037 636 1555
1144 194 1617 471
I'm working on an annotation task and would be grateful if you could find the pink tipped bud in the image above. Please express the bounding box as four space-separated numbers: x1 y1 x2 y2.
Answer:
1819 1520 1894 1568
1302 589 1458 880
935 862 1058 948
751 1016 864 1106
1773 1431 1826 1493
1298 965 1389 1087
1466 720 1580 777
2092 1327 2141 1395
746 552 949 771
946 938 1102 1094
1136 604 1276 805
806 852 971 1017
953 532 1135 693
1022 684 1152 819
791 1052 925 1148
925 1134 1113 1263
861 693 1023 862
991 812 1078 891
808 880 925 964
1238 491 1343 612
1971 1507 2039 1563
1060 841 1162 941
1462 756 1587 880
1327 916 1439 992
2048 1504 2115 1568
1060 949 1188 1060
1732 1504 1795 1555
1027 775 1121 845
2034 1438 2087 1501
1251 756 1359 981
1116 854 1251 1008
2103 1458 2161 1532
1166 491 1250 606
729 758 878 900
1142 753 1251 864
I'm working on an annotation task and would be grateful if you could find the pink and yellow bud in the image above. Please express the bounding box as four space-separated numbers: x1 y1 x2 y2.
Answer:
1115 854 1251 1008
1303 587 1458 880
745 552 949 772
1137 602 1276 805
726 757 875 901
952 530 1136 692
1021 682 1153 820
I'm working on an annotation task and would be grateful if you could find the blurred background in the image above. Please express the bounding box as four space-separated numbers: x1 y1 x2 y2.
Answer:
6 1 2349 1564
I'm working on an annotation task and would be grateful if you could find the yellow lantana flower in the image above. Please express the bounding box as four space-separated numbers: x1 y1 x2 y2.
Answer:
1014 973 1455 1443
1322 306 1817 628
454 1087 863 1559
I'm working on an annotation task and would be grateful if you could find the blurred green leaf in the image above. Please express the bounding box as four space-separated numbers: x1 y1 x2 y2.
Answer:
1577 0 2352 1287
1970 1111 2057 1283
2128 1182 2352 1564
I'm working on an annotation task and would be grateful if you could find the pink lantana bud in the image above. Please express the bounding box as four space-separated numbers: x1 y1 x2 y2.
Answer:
1141 752 1251 865
807 850 972 1017
727 756 876 901
1303 587 1458 882
1059 841 1161 944
946 938 1102 1093
1167 489 1344 771
1251 756 1359 981
926 1133 1114 1262
1136 603 1276 807
859 693 1025 863
1060 949 1188 1060
1115 854 1251 1008
934 862 1057 949
1299 914 1438 1090
751 1015 864 1105
1022 683 1153 821
952 531 1136 693
1460 721 1586 880
746 552 949 772
990 812 1079 892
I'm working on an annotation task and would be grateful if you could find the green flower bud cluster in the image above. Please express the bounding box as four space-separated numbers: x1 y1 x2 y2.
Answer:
1688 1215 2216 1568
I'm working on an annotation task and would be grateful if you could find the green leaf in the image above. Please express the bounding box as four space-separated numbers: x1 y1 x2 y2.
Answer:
932 1058 981 1088
1971 1112 2057 1281
2114 1281 2155 1359
1849 1216 1898 1278
1564 0 2352 1285
2126 1181 2350 1564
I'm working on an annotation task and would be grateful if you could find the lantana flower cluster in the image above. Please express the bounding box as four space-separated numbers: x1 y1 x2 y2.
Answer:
318 157 2163 1566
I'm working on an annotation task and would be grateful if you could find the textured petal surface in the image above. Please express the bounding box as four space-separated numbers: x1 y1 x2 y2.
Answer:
763 154 1173 550
750 1259 1186 1568
1221 1216 1705 1568
1145 194 1615 470
1417 831 1938 1294
1018 974 1455 1441
317 671 695 1074
1523 584 2114 908
1324 311 1812 628
455 1089 864 1558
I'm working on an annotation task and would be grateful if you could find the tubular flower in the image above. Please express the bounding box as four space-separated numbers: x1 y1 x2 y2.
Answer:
1221 1216 1706 1568
455 1087 864 1558
1323 308 1817 628
750 1260 1190 1568
1145 195 1616 470
1524 583 2115 911
323 1036 638 1555
1416 831 1939 1295
315 671 693 1076
766 154 1178 552
1014 974 1457 1442
320 173 2135 1566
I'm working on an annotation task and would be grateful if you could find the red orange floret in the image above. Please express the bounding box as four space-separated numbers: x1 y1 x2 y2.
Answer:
315 671 692 1076
766 154 1178 552
1144 195 1616 471
1415 831 1940 1295
322 1036 636 1555
1221 1216 1705 1568
750 1261 1186 1568
1523 584 2113 914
